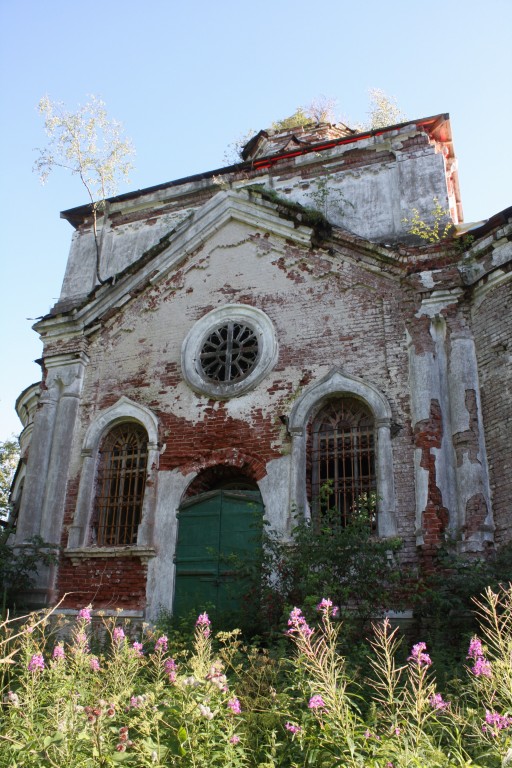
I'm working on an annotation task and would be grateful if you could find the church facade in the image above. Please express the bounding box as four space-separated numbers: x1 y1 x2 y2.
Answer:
11 114 512 620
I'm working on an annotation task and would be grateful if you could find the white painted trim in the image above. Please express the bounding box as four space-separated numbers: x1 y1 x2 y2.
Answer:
181 304 278 399
67 397 159 549
288 368 397 537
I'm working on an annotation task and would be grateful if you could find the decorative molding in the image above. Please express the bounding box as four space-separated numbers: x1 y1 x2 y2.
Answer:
64 547 156 566
181 304 278 399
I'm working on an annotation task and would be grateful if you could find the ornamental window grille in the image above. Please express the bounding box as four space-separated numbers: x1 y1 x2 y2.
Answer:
93 423 148 546
199 322 259 384
310 398 376 529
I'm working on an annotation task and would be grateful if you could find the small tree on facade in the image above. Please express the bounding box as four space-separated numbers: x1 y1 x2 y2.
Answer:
367 87 406 129
34 95 135 284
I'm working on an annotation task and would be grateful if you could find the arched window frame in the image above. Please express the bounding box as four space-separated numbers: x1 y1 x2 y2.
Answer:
310 397 377 529
67 397 159 549
288 369 397 538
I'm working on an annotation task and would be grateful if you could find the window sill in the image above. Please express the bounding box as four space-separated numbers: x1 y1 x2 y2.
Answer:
64 546 156 566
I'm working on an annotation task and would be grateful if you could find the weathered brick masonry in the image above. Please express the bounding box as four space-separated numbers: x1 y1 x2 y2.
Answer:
11 114 511 618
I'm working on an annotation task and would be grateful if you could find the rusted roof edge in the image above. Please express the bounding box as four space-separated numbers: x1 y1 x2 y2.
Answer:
60 113 451 229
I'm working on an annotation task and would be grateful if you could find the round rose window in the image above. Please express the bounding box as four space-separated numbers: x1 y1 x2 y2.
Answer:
199 322 259 383
181 305 278 398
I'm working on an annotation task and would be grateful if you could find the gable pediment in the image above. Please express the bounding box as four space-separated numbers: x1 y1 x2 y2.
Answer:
35 188 404 342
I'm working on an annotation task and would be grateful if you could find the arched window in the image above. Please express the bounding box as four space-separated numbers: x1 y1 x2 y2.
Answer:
310 398 376 529
92 423 148 546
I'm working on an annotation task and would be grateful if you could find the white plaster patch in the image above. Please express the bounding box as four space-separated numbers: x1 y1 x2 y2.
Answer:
419 271 435 289
416 290 463 318
145 468 193 621
413 450 429 542
258 455 292 536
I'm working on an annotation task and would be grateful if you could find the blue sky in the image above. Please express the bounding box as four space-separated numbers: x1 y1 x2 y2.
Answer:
1 0 511 437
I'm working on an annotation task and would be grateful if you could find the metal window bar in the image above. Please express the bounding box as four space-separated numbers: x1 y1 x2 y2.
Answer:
95 425 148 546
311 399 376 530
200 322 259 383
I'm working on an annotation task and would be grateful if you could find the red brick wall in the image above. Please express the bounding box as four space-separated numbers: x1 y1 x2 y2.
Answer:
473 280 512 545
57 556 148 610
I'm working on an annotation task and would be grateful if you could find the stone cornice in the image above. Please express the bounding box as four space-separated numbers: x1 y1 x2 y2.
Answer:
64 547 156 565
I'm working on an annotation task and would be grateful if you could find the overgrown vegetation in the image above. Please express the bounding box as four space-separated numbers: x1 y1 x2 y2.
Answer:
225 89 406 163
3 586 512 765
34 95 135 283
258 505 405 644
402 197 455 243
0 530 59 615
0 438 19 523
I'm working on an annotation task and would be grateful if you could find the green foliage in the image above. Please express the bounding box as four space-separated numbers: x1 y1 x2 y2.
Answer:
367 88 406 129
4 587 512 765
0 438 19 522
402 197 455 243
259 495 404 640
412 542 512 683
0 529 59 613
34 95 135 283
270 107 312 132
305 172 355 221
34 95 134 203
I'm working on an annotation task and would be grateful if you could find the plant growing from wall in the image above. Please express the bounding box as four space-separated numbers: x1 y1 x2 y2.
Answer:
402 197 455 243
367 87 406 129
34 95 135 284
305 173 354 221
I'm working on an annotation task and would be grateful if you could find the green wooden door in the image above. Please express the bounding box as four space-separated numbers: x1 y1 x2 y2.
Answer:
173 489 263 623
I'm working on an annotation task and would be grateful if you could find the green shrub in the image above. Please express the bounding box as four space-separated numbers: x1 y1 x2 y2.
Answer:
3 586 512 765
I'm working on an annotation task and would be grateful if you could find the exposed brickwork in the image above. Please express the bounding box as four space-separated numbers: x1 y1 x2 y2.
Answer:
452 390 480 467
413 399 449 561
17 113 512 620
463 493 489 537
473 279 512 545
57 556 148 610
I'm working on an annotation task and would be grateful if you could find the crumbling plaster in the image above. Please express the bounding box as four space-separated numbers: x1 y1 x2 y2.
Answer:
58 123 453 303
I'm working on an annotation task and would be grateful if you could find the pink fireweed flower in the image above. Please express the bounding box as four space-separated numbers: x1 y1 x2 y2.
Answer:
467 636 484 660
28 653 45 671
77 606 92 623
131 641 144 657
308 694 326 709
154 635 168 652
472 655 492 677
429 693 450 710
407 642 432 667
227 697 242 715
52 644 65 661
287 607 313 638
89 656 101 671
285 722 302 734
164 657 178 682
113 627 125 644
196 612 211 637
317 597 340 618
485 710 512 730
229 735 241 744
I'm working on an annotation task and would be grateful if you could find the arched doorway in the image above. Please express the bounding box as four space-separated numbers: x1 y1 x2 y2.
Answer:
173 469 264 625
